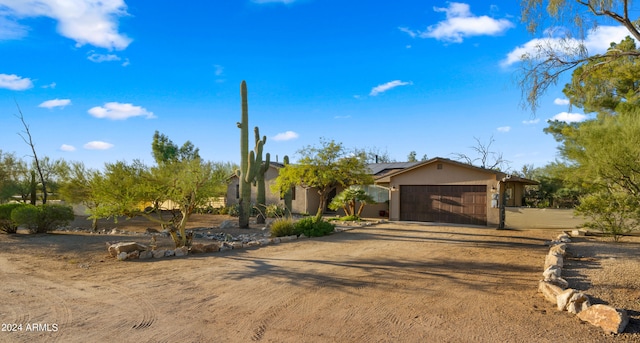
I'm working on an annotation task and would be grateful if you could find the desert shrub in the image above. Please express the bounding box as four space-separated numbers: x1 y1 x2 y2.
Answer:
270 218 296 237
11 204 74 234
265 203 286 218
294 217 335 237
0 203 27 234
575 191 639 242
338 215 360 221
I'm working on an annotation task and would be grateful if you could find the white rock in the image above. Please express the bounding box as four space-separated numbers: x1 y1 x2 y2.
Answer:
566 292 590 314
538 280 563 304
164 250 175 257
139 250 153 259
153 250 166 258
543 265 561 279
117 252 128 261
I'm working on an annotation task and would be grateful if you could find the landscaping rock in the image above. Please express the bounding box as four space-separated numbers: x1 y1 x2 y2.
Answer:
153 249 166 258
108 242 148 257
566 292 590 314
190 243 205 254
117 252 128 261
549 243 567 256
556 233 571 243
557 289 576 311
542 265 561 279
538 280 563 303
203 243 220 253
544 253 563 269
174 246 188 257
127 250 139 260
577 304 628 334
164 250 175 257
546 276 569 289
139 250 153 259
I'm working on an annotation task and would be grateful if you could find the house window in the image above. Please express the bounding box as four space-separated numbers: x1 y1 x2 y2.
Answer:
437 163 443 170
355 185 389 203
235 184 239 199
280 187 296 200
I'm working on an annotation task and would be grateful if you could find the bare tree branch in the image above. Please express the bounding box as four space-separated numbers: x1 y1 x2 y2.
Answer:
14 102 48 204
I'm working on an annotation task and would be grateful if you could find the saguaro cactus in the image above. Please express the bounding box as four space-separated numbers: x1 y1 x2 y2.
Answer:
236 81 259 228
254 127 270 224
282 155 293 217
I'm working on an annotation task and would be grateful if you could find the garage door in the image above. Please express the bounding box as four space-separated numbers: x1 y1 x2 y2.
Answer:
399 185 487 225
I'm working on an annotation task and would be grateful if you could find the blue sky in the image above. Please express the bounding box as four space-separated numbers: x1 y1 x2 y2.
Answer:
0 1 632 172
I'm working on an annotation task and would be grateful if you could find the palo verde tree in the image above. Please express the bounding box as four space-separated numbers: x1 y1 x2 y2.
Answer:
518 0 640 110
58 162 104 230
91 133 227 248
273 139 373 222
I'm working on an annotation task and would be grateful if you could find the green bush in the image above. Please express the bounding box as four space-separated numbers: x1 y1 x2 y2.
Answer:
339 215 360 221
575 191 639 242
11 204 75 234
265 203 286 218
0 203 27 234
227 204 240 217
294 217 335 237
270 218 297 237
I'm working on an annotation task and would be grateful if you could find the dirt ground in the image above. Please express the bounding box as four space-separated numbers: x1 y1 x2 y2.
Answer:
0 214 638 343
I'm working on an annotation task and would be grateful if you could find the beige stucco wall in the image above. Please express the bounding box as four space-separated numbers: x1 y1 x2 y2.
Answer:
225 165 284 208
387 162 501 226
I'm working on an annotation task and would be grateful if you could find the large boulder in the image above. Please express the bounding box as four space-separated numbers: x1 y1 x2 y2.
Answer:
108 242 148 257
544 253 563 269
557 289 589 313
577 304 628 334
219 220 235 229
538 280 563 303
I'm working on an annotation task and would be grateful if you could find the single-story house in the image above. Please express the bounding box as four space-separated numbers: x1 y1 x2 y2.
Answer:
225 157 537 227
373 157 538 226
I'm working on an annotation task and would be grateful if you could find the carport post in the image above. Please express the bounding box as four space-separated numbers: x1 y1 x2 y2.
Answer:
498 177 507 230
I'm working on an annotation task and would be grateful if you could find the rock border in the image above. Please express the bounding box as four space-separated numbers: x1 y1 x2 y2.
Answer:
538 232 629 334
105 220 378 262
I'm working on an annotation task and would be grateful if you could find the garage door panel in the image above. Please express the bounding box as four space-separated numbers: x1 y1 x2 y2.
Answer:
400 185 487 225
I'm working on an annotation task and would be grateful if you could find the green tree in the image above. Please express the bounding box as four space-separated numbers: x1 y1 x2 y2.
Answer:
273 139 373 222
519 0 640 110
407 151 417 162
152 131 200 164
0 151 26 203
575 191 638 241
58 162 103 230
91 134 228 248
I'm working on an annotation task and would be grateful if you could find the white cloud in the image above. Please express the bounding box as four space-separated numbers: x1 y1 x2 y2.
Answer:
550 112 588 123
370 80 412 96
554 98 570 106
83 141 114 150
0 73 33 90
400 2 514 43
214 64 224 76
42 82 56 89
60 144 76 151
497 126 511 132
0 0 132 50
0 16 28 40
87 52 121 63
522 118 540 125
272 131 299 141
502 25 630 66
88 102 155 120
38 98 71 109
